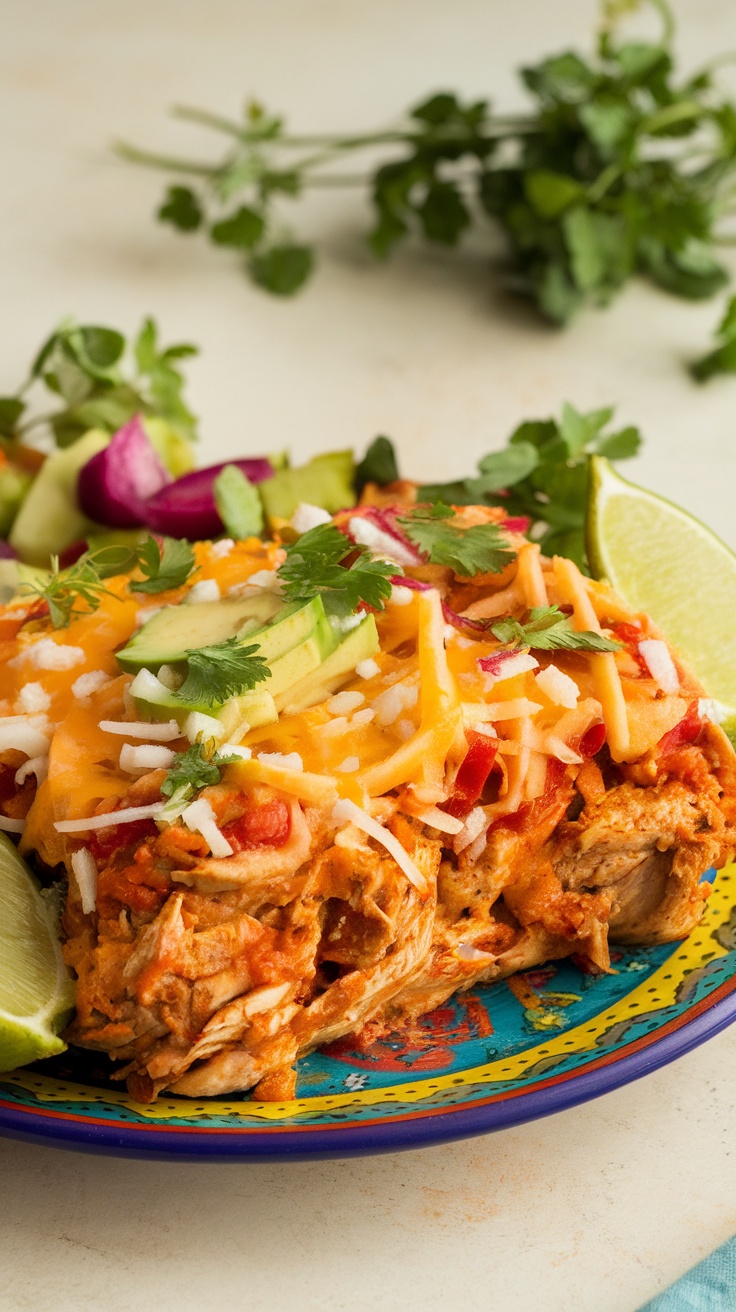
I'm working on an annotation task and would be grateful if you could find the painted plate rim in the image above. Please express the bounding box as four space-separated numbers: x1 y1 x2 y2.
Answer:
2 865 735 1160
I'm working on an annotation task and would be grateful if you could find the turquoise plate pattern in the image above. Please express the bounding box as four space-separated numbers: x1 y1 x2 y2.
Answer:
2 864 736 1159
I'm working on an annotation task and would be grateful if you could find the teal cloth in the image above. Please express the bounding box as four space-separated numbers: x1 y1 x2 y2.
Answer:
639 1237 736 1310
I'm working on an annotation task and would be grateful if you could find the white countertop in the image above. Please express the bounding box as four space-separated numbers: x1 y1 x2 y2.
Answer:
2 1 736 1308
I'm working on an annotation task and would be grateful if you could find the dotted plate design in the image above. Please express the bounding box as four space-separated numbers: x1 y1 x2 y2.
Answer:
2 865 735 1159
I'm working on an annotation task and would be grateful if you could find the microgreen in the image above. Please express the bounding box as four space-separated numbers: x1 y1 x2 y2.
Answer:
0 317 198 449
22 546 133 628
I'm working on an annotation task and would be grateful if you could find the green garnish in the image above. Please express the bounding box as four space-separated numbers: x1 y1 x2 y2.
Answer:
213 464 264 539
118 1 736 327
175 637 270 707
130 536 196 594
24 545 137 628
419 401 641 571
491 605 621 652
355 436 400 492
692 295 736 382
398 504 516 577
278 522 394 616
0 317 198 448
161 741 239 800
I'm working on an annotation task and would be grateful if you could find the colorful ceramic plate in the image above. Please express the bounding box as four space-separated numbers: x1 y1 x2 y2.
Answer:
2 863 735 1160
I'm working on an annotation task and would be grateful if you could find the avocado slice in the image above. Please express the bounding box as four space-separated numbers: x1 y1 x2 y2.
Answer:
131 628 328 724
276 614 379 714
258 450 356 526
118 591 284 671
9 429 109 566
132 680 279 735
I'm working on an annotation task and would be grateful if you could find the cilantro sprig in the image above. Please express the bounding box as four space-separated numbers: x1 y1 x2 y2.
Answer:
278 522 394 616
398 505 516 577
692 295 736 382
161 741 239 800
175 637 270 707
0 317 198 449
491 605 621 652
129 536 196 594
419 401 641 571
118 1 736 328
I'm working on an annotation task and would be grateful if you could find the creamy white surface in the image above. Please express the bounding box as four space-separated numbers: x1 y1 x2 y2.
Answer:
2 1 736 1309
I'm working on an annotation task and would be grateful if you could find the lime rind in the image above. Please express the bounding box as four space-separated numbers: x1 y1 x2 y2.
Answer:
0 833 74 1072
586 455 736 723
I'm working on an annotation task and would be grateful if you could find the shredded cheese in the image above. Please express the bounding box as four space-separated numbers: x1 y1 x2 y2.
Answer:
15 683 51 715
256 751 304 773
9 638 85 671
356 658 380 680
71 670 110 701
552 556 630 760
100 719 182 742
71 848 98 915
55 804 164 833
331 798 427 893
638 639 680 693
186 579 221 604
291 503 333 534
535 664 580 709
327 691 365 715
119 743 177 774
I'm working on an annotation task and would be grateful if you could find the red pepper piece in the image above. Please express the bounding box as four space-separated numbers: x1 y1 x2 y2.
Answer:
222 799 291 852
657 701 702 757
580 722 606 758
445 734 499 818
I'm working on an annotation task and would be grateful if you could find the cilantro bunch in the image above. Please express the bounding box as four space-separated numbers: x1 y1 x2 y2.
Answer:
0 317 198 450
117 1 736 322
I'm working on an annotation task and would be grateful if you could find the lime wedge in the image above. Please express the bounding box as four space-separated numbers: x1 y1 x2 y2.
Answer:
0 833 74 1071
587 456 736 741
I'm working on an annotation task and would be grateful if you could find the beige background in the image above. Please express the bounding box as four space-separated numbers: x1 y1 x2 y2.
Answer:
2 1 736 1308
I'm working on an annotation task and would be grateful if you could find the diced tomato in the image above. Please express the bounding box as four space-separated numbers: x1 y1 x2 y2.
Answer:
222 799 291 852
579 722 606 758
445 734 499 818
494 757 568 835
657 701 702 757
609 620 649 674
89 818 159 866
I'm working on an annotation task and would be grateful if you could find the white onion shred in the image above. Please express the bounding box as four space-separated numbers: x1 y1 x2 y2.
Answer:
220 743 253 760
55 804 164 833
638 639 680 693
100 719 182 742
15 755 49 786
9 638 85 671
372 682 418 727
186 579 221 604
356 658 380 680
0 815 24 834
211 538 235 559
181 798 233 858
15 683 51 714
0 720 50 759
71 670 110 701
535 664 580 709
336 756 360 773
119 743 177 774
257 751 304 773
331 798 427 892
699 698 727 725
481 652 538 688
454 806 488 854
291 503 332 534
389 585 415 607
348 517 418 567
71 848 98 915
327 691 365 715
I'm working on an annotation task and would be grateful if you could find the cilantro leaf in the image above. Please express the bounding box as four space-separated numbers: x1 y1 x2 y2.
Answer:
158 186 203 232
398 505 516 577
175 637 269 707
491 606 621 652
278 522 394 616
130 536 196 594
161 741 238 799
691 294 736 381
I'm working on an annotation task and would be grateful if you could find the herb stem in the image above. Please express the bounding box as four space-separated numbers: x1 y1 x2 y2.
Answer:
113 139 221 177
